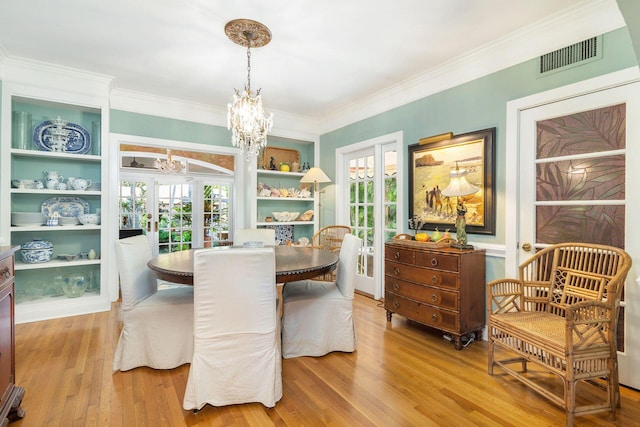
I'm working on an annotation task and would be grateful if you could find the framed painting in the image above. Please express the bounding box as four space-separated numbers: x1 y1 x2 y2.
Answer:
408 127 496 235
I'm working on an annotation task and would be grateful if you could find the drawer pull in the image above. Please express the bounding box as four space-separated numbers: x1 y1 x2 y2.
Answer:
393 301 400 309
394 267 400 276
432 313 440 322
430 257 438 267
394 251 401 260
430 275 438 284
431 293 438 302
393 283 400 291
1 267 9 279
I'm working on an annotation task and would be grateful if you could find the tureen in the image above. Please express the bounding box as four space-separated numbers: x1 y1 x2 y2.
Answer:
20 239 54 263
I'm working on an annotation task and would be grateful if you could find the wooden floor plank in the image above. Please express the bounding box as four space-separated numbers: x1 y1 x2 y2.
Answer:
11 294 640 426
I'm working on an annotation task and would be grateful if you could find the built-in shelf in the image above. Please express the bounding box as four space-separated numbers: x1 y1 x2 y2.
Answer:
256 197 313 201
257 221 314 226
257 170 306 177
15 258 101 270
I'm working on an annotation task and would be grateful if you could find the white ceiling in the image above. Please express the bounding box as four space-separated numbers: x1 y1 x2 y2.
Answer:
0 0 626 134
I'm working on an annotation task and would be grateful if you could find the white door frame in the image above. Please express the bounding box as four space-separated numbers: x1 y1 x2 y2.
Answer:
505 67 640 273
108 133 242 301
505 66 640 388
336 131 404 300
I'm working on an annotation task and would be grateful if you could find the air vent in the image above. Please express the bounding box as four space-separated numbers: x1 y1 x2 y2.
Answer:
539 36 601 74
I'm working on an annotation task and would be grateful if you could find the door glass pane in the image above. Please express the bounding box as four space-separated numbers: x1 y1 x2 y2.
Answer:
349 153 376 279
119 180 147 230
536 103 625 158
158 183 193 253
384 150 397 242
536 205 625 247
203 183 231 246
536 155 625 201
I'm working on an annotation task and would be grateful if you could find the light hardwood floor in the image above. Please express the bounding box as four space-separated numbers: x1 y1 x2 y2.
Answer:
12 294 640 426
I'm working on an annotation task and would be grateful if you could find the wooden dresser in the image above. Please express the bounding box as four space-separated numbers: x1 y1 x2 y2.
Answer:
0 246 24 425
384 241 485 350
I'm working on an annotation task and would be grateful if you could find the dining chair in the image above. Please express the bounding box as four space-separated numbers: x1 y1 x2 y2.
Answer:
233 228 276 246
310 225 352 281
112 235 194 372
183 247 282 411
281 233 361 358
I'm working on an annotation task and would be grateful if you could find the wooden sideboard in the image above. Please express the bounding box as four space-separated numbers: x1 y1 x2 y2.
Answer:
0 246 24 425
384 241 486 350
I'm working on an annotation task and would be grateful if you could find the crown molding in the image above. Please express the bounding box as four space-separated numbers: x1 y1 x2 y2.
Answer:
318 0 625 134
110 88 226 125
110 87 321 142
0 43 8 76
0 57 113 97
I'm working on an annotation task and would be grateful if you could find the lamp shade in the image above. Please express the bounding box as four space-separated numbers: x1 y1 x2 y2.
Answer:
300 167 331 184
441 167 479 197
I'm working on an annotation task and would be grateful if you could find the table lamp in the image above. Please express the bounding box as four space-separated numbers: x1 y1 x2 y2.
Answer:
441 163 479 249
300 167 331 226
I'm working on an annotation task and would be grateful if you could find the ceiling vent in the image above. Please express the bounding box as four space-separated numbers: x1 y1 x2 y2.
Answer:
539 36 601 74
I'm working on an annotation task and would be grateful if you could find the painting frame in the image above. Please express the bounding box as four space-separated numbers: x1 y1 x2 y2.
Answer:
408 127 496 235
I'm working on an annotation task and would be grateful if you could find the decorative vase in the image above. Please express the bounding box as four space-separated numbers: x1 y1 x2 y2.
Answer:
12 111 32 149
62 272 89 298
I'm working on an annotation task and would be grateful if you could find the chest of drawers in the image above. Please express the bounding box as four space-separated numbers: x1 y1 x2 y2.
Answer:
384 241 485 350
0 246 24 424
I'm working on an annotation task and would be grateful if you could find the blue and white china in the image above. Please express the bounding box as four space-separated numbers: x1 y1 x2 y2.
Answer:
33 119 91 154
20 239 54 263
67 177 92 191
41 197 90 219
11 179 39 189
78 213 100 225
62 272 88 298
55 182 67 191
43 170 63 181
46 212 60 226
48 116 70 152
44 170 64 190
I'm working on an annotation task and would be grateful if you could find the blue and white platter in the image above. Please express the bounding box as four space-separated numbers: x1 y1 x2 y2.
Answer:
33 120 91 154
41 197 90 218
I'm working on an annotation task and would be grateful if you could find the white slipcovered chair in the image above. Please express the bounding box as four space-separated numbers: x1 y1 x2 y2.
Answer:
183 247 282 411
281 233 361 358
113 235 194 372
233 228 276 246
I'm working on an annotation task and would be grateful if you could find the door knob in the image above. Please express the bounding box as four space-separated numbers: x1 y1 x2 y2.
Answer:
521 242 532 252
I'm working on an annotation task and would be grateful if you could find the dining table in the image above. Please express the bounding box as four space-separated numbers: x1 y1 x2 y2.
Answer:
147 245 339 285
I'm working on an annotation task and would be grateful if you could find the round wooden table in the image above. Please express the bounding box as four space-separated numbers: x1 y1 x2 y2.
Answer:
147 245 339 285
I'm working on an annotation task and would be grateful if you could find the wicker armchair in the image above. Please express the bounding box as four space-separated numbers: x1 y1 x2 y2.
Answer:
310 225 352 281
487 243 631 426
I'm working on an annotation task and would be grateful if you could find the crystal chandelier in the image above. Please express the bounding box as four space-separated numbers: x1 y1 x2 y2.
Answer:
154 149 184 174
225 19 273 160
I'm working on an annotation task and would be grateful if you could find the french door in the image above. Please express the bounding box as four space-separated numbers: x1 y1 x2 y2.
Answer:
337 133 402 299
119 174 231 256
508 71 640 388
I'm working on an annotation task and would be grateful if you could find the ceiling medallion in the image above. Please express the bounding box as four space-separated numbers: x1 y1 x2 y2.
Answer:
225 19 274 160
224 19 272 48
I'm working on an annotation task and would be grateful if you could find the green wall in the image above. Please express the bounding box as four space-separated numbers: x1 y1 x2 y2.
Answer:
318 27 638 281
109 109 314 163
110 109 232 147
